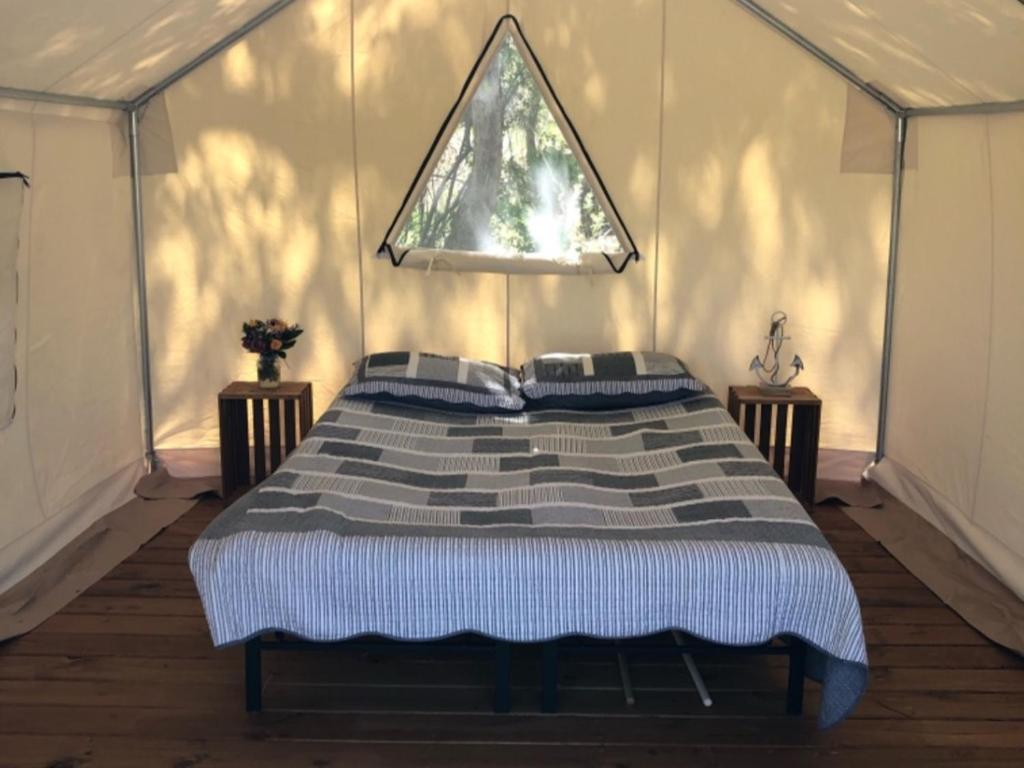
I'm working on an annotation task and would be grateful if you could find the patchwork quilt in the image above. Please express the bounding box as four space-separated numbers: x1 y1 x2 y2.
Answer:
190 392 868 727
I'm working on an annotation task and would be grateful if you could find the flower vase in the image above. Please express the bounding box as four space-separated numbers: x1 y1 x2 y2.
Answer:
257 353 281 389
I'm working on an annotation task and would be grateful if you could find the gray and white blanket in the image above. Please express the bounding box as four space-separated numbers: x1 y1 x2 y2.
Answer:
190 393 867 727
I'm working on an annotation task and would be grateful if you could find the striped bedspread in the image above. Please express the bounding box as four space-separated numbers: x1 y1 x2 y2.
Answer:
189 393 867 727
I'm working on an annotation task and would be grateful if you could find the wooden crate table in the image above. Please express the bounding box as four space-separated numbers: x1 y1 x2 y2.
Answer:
726 385 821 509
218 381 313 498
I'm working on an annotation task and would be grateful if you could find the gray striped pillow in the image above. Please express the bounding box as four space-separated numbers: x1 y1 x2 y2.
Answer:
520 351 706 408
343 352 525 412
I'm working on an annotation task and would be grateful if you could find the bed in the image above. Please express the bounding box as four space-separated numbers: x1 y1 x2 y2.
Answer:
189 390 868 728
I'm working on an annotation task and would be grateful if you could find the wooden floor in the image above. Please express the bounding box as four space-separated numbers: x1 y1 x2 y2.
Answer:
2 499 1023 768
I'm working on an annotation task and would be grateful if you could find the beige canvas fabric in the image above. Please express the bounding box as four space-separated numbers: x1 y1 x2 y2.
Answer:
141 0 363 454
0 495 195 641
756 0 1024 109
145 0 890 459
840 85 896 175
847 494 1024 654
867 112 1024 601
0 0 283 101
655 0 891 452
840 85 918 174
112 93 178 177
2 1 1022 109
0 104 143 594
134 467 221 501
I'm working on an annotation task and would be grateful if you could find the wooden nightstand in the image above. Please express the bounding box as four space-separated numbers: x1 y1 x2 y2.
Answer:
727 385 821 509
218 381 313 498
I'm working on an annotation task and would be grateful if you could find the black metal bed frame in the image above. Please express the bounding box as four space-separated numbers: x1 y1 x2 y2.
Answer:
243 632 806 716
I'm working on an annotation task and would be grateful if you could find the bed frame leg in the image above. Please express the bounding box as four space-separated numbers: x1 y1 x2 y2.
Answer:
541 640 559 713
786 638 806 716
245 637 263 712
494 641 511 713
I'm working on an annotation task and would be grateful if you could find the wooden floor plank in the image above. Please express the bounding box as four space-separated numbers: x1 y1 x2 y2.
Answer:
0 632 221 659
106 562 194 581
123 547 191 564
849 572 935 589
837 555 913 574
4 674 1024 722
144 531 197 550
3 734 1022 768
58 595 204 616
4 706 1024 749
82 578 199 599
867 645 1021 669
3 650 1021 695
865 625 991 647
32 613 211 636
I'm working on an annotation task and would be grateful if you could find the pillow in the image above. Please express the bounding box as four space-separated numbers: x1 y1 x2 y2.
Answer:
520 351 706 409
343 351 524 412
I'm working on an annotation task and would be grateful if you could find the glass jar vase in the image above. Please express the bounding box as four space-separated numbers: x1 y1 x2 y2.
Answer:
257 353 281 389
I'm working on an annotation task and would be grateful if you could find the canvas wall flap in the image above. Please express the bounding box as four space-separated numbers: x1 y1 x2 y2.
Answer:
112 93 178 177
0 106 143 594
840 84 917 174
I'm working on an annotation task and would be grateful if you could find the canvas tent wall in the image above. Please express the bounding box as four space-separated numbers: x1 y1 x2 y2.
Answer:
0 0 296 594
0 100 143 594
142 0 892 459
865 112 1024 601
0 0 1022 603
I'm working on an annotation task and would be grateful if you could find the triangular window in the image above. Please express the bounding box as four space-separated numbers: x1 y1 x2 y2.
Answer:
378 16 639 275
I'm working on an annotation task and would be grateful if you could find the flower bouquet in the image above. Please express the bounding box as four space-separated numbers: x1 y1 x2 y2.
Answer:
242 318 303 389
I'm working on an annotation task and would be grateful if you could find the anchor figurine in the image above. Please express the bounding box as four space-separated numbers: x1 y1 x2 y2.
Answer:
749 311 804 389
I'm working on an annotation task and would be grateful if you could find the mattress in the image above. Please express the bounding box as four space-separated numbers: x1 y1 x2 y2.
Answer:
189 392 868 727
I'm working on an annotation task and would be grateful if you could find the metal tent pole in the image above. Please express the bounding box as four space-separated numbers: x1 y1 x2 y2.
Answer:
875 113 907 463
0 86 129 111
907 99 1024 118
128 107 157 470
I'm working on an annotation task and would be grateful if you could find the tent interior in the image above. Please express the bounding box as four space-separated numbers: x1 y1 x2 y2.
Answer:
0 0 1022 759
